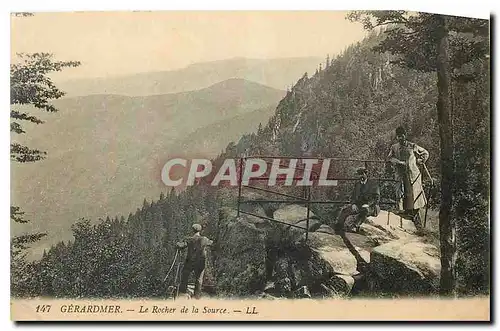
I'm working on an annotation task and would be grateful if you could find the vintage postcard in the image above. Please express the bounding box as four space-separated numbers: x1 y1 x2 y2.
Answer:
9 10 490 321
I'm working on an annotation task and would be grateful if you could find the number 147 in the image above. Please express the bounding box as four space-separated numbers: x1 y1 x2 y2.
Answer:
35 305 51 313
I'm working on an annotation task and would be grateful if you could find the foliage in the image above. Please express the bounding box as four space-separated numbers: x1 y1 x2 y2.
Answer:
346 11 489 72
452 58 490 295
11 52 80 296
11 53 80 162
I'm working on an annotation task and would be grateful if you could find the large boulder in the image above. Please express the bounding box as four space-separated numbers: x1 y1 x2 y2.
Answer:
344 232 378 252
273 204 316 225
368 210 417 234
306 232 370 276
276 218 320 245
240 191 285 218
219 205 269 227
294 219 322 231
237 197 269 223
313 225 376 252
359 211 418 245
298 224 380 297
323 274 356 296
266 204 320 253
358 223 397 245
315 224 336 235
369 238 441 294
264 227 373 297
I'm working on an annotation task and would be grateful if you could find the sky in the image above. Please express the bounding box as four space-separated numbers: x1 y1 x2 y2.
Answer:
10 11 368 81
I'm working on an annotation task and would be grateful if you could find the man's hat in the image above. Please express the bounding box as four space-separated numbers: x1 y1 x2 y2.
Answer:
356 167 367 175
192 223 202 232
396 126 407 136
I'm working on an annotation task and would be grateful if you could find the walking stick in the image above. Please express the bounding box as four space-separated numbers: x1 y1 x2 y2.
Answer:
163 249 179 282
173 261 182 300
422 163 434 229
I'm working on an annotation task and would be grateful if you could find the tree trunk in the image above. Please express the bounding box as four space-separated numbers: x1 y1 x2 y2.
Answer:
435 15 455 295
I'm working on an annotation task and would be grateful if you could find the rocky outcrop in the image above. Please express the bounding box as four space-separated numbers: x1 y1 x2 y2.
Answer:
356 210 419 246
323 274 356 296
369 238 441 294
261 216 376 297
370 210 417 233
303 229 375 296
273 204 316 225
294 219 321 231
240 191 285 219
215 204 440 298
316 224 336 235
237 195 270 225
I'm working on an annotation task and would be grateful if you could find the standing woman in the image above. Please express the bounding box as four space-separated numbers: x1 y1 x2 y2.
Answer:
388 126 429 229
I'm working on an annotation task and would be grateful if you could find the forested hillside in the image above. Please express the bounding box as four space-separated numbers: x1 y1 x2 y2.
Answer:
12 25 489 298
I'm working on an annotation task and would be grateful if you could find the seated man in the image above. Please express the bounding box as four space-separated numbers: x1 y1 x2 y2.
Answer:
335 167 381 233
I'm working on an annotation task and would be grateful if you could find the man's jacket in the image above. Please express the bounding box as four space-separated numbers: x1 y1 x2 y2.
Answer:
177 233 213 265
350 179 381 207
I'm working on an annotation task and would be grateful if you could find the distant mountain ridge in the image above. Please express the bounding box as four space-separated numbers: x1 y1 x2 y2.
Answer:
57 57 322 97
11 78 284 259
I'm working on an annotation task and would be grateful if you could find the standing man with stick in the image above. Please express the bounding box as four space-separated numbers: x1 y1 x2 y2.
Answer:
176 223 213 299
388 126 430 230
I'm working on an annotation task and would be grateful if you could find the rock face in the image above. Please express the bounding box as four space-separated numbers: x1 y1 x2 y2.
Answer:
359 210 418 245
370 239 441 294
295 219 321 231
264 205 377 297
240 191 285 218
262 205 440 298
323 274 356 296
308 232 368 275
237 197 270 225
304 228 378 296
273 204 316 225
215 203 440 298
316 224 336 235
